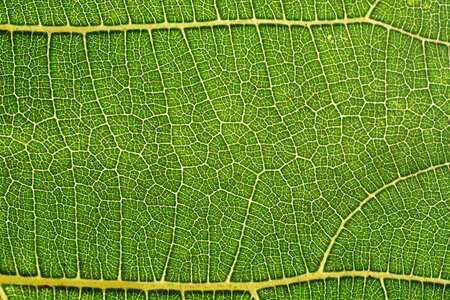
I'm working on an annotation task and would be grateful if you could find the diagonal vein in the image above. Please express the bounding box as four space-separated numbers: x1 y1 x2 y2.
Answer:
318 162 450 273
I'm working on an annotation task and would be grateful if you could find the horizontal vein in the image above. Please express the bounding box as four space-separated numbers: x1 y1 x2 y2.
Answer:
0 18 448 46
319 162 450 273
0 271 448 293
0 18 366 33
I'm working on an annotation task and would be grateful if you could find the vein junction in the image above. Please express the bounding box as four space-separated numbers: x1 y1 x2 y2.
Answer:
0 17 448 47
1 163 449 292
1 6 449 296
0 270 448 293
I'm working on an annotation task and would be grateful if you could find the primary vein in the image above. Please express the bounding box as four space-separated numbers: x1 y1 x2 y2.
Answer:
0 18 448 47
0 270 448 292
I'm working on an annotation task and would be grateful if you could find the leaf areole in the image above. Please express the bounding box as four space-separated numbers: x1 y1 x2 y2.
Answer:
0 0 449 299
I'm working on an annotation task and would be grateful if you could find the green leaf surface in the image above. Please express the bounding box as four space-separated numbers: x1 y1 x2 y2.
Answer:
0 0 449 299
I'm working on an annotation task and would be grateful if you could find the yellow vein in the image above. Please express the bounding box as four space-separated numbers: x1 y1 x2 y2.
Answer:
0 270 448 292
0 18 448 47
0 286 7 300
318 162 450 272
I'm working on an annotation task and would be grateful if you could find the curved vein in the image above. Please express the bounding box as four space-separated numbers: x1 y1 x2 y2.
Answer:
318 162 450 273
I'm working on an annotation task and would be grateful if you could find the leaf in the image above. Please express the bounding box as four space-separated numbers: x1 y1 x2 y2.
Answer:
0 0 449 299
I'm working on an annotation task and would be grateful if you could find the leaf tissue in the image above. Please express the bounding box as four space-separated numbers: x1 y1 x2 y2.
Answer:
0 0 449 299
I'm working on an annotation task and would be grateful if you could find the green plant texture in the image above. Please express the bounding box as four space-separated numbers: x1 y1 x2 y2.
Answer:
0 0 449 299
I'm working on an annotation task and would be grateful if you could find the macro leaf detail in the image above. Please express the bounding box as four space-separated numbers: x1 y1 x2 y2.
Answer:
0 0 449 299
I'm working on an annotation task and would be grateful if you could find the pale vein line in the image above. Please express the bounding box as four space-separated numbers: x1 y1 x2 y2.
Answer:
6 31 19 277
82 33 125 279
318 162 450 273
149 29 178 282
286 25 310 274
0 17 448 47
180 27 219 282
46 32 73 277
254 23 287 279
226 172 261 282
365 0 383 18
27 34 40 278
0 286 7 300
251 289 261 300
380 278 389 300
0 270 448 292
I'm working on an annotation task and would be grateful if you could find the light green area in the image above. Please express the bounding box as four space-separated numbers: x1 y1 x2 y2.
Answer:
259 277 386 299
259 278 450 299
0 0 449 299
2 286 182 300
370 0 449 42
